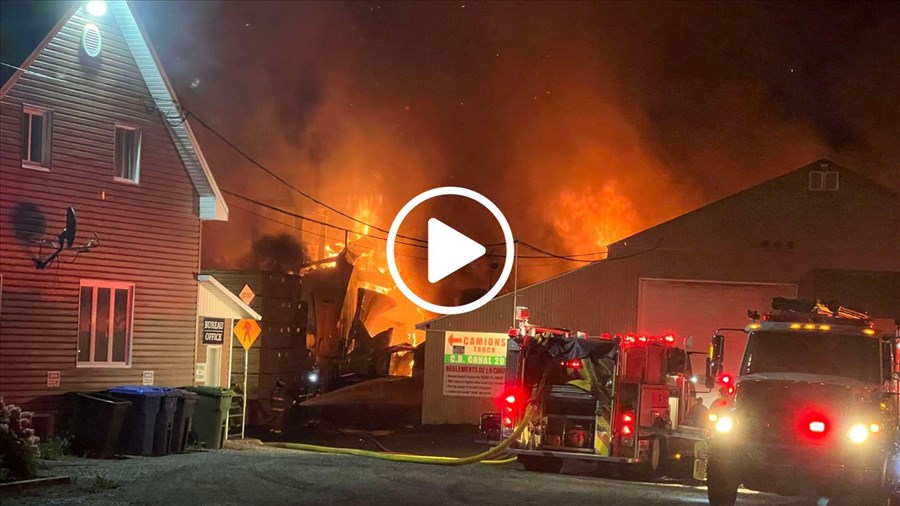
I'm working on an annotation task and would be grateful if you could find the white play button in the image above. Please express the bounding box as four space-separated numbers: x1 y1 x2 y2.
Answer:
387 186 514 315
427 218 487 283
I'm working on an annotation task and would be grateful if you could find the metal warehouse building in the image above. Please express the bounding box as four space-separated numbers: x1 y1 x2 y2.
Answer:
419 160 900 424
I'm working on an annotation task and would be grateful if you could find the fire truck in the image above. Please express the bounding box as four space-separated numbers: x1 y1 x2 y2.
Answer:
696 298 900 506
478 318 708 478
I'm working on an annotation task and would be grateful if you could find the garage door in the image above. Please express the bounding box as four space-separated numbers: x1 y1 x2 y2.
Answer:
637 279 797 389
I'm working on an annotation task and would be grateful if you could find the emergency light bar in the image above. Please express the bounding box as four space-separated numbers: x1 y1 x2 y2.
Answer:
751 298 873 329
508 324 678 346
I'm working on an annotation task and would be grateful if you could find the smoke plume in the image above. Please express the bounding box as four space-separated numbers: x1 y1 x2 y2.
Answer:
133 1 899 292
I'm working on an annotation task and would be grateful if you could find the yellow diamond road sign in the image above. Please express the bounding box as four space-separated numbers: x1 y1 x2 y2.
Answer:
235 318 261 350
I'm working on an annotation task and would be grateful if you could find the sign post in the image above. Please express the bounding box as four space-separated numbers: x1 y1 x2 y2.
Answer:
234 318 261 439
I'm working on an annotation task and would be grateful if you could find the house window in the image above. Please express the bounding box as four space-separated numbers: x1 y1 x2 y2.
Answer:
114 125 141 183
77 281 134 366
808 170 839 191
21 105 52 169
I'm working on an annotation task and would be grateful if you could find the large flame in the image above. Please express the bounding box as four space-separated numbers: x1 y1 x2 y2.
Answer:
551 181 642 255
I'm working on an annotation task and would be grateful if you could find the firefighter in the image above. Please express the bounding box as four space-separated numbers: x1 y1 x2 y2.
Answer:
685 395 708 426
266 379 289 435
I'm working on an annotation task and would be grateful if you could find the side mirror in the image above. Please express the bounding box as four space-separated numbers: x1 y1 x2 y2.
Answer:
705 333 725 388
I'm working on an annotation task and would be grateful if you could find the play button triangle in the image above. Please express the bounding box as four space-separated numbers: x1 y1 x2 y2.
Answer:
427 218 487 283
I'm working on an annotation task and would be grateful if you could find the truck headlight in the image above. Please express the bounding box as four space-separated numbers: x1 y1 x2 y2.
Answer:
848 424 868 444
715 416 734 433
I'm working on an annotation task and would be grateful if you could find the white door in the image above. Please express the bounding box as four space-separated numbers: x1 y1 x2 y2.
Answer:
637 278 797 389
206 346 222 387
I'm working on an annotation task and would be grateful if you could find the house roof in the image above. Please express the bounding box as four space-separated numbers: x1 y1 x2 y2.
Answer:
198 274 262 320
0 1 228 221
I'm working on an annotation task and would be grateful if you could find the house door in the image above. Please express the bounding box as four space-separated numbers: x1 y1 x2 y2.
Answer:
206 346 222 387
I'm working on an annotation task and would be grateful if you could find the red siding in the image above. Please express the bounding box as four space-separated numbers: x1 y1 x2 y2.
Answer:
0 9 201 406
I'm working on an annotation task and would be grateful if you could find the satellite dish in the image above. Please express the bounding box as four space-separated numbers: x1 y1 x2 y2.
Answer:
34 207 97 269
61 207 77 248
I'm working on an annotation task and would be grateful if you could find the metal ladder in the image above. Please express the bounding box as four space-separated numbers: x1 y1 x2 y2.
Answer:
227 392 245 439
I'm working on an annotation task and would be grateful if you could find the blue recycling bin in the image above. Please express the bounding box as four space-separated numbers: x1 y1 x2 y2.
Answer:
108 386 164 456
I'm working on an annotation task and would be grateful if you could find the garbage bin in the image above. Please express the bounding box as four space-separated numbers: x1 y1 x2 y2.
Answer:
170 389 198 453
70 392 131 459
108 386 164 456
153 389 180 456
183 386 233 450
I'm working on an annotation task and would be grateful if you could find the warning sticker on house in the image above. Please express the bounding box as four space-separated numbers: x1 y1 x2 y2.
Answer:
442 332 507 397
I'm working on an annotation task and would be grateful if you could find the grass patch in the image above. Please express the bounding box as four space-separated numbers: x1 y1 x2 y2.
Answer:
86 473 118 493
39 437 71 461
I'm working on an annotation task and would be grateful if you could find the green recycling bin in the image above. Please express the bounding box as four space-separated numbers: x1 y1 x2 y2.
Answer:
183 386 233 450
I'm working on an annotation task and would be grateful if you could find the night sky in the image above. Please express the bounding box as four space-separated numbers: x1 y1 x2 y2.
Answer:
2 1 898 284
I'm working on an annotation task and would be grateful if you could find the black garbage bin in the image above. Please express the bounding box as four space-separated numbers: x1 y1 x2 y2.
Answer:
169 389 198 453
108 386 164 456
153 389 180 456
70 392 131 459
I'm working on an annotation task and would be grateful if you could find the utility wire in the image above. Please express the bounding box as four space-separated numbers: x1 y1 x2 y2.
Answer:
187 109 427 244
224 189 622 262
229 202 430 261
187 108 616 261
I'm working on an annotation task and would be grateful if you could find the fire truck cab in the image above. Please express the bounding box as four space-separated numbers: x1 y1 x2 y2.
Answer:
479 319 707 477
696 298 900 506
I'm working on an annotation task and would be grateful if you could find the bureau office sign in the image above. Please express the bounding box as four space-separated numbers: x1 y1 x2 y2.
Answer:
202 318 226 345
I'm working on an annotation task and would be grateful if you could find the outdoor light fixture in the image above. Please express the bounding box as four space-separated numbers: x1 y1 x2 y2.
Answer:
86 1 107 17
307 371 319 384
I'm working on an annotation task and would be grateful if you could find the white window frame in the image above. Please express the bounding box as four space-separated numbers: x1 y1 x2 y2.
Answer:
21 104 52 171
76 280 135 368
114 124 142 184
808 170 839 191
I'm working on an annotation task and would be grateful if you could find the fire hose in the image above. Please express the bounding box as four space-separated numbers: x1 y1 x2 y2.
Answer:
264 404 536 466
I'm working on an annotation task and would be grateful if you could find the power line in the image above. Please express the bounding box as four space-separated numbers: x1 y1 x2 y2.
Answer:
224 189 621 262
186 108 617 261
187 109 428 244
229 201 430 262
518 241 604 263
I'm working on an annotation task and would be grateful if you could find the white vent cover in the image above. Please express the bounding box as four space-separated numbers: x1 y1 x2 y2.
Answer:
82 23 102 58
808 170 839 191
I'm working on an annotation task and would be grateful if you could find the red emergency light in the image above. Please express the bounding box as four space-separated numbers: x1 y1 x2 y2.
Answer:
559 359 583 369
620 411 636 436
798 411 831 439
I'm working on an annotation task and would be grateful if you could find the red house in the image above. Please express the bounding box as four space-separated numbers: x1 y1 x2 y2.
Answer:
0 1 228 426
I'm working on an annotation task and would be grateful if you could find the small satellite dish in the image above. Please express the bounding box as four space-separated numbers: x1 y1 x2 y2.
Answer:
61 207 77 248
34 207 97 269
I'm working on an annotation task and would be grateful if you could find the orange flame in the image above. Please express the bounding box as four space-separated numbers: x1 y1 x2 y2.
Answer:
551 181 641 254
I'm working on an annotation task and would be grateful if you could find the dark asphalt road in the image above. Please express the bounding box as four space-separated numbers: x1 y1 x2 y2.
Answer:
4 446 813 506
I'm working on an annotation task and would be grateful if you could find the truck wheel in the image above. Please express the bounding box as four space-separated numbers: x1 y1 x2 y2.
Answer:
518 455 564 473
622 437 664 481
707 458 739 506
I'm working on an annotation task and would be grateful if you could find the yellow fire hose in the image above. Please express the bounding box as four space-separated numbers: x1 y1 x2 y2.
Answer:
264 405 536 466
